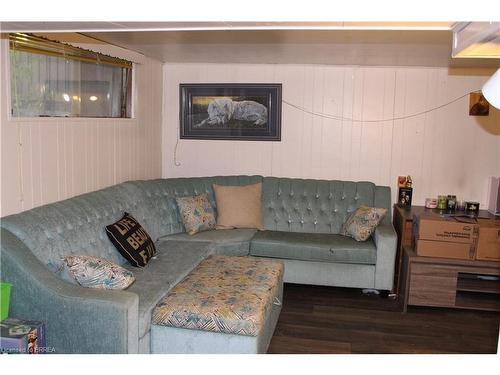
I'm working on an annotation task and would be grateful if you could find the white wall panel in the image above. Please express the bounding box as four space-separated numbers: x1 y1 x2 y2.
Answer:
39 122 59 205
0 40 163 217
29 122 43 208
163 62 500 208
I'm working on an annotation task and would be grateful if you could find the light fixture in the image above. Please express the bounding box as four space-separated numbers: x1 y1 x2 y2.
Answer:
89 96 98 102
482 68 500 109
452 22 500 58
62 93 70 102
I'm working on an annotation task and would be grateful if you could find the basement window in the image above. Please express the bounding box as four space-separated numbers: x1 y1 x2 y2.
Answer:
9 33 133 118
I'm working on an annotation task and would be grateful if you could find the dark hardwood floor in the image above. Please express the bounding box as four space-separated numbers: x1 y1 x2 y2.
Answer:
268 283 500 354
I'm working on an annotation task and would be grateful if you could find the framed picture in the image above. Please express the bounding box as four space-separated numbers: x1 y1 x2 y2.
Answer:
179 83 282 141
469 92 489 116
398 187 413 208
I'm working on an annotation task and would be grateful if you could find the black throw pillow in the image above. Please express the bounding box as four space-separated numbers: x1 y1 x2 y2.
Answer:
105 212 157 267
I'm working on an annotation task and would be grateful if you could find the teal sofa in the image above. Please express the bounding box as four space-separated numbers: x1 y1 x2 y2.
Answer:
0 175 396 353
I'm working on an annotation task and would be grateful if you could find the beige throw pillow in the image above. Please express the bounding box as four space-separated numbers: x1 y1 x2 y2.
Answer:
213 182 264 230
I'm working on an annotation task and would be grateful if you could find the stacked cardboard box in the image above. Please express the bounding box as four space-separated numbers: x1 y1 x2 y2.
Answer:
476 219 500 261
413 214 479 260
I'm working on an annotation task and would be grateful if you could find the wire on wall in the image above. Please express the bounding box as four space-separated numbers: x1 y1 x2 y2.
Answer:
282 91 478 123
174 135 181 166
173 89 479 167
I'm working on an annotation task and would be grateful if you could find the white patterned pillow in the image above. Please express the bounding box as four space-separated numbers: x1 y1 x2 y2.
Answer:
63 255 135 290
175 193 216 235
341 206 387 241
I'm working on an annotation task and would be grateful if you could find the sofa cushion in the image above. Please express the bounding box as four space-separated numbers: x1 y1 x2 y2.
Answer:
213 182 264 230
158 229 256 256
159 228 256 243
175 193 216 235
106 212 157 267
250 230 377 265
124 240 214 339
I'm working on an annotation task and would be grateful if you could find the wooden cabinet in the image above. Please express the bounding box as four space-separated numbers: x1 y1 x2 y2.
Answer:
400 247 500 312
409 263 457 306
392 205 498 296
392 205 426 294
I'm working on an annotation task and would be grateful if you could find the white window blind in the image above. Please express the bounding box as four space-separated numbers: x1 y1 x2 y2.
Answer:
9 33 133 118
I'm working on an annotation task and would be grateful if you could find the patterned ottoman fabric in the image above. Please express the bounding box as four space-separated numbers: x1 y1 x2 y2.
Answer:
152 255 283 337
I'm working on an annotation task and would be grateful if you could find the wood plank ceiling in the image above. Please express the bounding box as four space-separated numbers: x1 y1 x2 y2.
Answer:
1 22 499 67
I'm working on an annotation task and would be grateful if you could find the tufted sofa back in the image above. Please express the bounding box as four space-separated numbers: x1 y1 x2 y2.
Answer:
262 177 391 234
1 175 392 274
129 176 263 238
0 182 158 270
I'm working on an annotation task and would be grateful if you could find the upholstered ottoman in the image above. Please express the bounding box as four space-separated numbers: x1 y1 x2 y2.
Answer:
150 255 284 354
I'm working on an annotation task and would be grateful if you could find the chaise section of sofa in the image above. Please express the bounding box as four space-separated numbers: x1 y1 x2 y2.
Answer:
121 240 215 353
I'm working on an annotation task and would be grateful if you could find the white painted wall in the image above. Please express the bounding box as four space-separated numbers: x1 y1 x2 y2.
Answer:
0 38 163 217
163 63 500 208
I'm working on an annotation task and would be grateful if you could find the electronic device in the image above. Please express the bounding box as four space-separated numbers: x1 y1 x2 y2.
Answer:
487 177 500 216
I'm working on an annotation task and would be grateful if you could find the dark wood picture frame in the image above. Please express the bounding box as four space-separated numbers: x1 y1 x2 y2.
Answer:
179 83 282 141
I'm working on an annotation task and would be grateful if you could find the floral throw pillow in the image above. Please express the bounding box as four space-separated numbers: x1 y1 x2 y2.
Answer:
341 206 388 241
175 193 216 235
63 255 135 290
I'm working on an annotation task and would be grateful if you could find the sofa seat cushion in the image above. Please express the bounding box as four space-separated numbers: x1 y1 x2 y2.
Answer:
158 229 257 256
123 240 214 338
250 230 377 265
159 229 257 244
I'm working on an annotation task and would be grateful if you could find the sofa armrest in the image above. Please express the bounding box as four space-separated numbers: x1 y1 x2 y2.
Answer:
372 223 397 291
0 228 139 353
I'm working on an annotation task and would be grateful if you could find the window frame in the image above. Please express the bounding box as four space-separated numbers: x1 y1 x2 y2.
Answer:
7 33 135 121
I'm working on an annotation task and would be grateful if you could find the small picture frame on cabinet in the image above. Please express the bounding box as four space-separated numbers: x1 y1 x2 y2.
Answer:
398 187 413 208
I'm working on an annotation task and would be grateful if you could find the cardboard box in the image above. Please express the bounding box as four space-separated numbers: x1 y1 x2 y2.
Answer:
414 214 479 244
416 239 476 260
413 214 479 259
0 318 46 354
476 219 500 261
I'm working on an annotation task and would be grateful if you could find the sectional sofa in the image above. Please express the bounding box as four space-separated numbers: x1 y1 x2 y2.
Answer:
0 175 397 353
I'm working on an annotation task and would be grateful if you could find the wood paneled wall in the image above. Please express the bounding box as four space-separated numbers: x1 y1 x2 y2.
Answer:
162 63 500 207
0 39 163 217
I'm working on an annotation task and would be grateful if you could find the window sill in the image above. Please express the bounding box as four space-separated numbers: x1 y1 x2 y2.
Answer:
8 117 136 123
